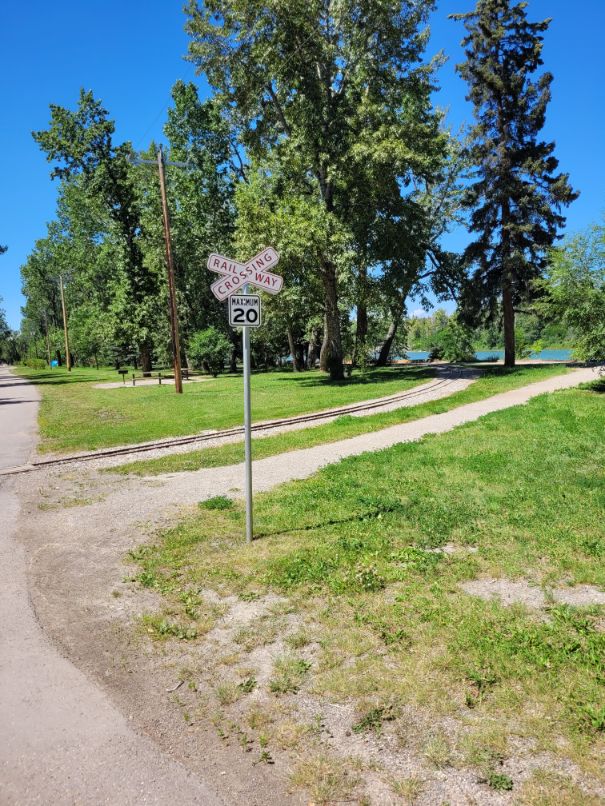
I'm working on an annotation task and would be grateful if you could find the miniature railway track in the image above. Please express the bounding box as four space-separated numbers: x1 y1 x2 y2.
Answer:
0 374 465 477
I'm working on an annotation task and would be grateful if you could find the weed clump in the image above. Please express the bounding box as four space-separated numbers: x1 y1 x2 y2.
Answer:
352 703 398 734
269 656 311 694
200 496 233 511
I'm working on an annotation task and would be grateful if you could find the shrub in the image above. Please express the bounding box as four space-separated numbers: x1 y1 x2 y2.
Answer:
428 319 475 363
188 327 231 376
24 357 46 369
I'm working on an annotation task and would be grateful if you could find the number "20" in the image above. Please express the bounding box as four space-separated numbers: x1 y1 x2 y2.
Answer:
233 307 259 324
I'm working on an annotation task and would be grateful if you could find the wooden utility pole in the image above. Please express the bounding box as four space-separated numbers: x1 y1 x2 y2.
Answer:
157 145 183 394
59 275 71 371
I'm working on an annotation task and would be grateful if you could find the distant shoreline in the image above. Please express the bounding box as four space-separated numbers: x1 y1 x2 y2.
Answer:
397 348 573 363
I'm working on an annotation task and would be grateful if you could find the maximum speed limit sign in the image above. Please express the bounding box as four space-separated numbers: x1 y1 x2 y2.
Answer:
229 294 262 328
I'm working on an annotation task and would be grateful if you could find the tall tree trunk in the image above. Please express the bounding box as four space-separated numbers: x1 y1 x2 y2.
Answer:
307 327 321 369
44 319 51 366
352 264 368 367
376 318 399 366
140 343 152 375
286 325 304 372
295 344 305 371
501 197 516 369
502 283 516 367
319 263 344 380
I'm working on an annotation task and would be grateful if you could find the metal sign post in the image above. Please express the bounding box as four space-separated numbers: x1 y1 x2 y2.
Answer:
242 287 254 543
207 248 282 543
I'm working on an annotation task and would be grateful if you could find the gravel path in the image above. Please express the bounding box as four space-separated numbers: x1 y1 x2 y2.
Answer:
78 369 475 471
0 367 222 806
98 365 599 511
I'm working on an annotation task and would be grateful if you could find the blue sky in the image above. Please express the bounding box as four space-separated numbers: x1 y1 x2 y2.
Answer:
1 0 604 329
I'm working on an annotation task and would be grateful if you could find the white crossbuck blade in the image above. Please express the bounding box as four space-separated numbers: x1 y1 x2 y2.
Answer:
207 248 283 301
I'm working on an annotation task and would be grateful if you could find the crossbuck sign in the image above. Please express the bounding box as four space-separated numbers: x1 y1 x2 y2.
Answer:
208 248 283 301
206 247 283 544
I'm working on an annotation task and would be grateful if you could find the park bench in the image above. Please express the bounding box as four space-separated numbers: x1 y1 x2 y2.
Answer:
116 367 197 386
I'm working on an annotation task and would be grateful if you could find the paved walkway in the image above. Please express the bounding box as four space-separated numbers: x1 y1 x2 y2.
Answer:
0 366 221 805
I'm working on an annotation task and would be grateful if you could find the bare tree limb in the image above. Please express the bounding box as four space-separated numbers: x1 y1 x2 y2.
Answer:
265 83 291 136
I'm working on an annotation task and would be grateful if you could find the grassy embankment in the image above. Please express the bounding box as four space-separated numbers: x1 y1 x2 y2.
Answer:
113 364 569 475
130 380 605 802
14 364 433 453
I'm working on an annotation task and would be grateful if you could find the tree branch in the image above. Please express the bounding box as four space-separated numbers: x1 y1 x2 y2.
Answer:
265 83 291 136
230 145 248 183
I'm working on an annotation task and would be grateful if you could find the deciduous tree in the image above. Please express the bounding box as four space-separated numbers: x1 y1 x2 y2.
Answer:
537 222 605 363
33 90 162 372
186 0 443 378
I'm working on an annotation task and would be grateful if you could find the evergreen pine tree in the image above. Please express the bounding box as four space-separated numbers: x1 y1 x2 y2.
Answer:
452 0 577 366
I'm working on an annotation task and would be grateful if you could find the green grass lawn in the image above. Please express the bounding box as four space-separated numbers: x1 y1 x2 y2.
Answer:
131 381 605 800
14 364 434 453
113 364 569 475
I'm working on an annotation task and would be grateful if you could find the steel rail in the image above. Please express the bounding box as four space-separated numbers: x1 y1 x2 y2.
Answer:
0 376 460 476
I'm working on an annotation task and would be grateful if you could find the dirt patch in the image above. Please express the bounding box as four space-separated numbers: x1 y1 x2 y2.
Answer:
460 578 547 608
427 543 478 555
94 376 212 389
460 577 605 609
552 585 605 607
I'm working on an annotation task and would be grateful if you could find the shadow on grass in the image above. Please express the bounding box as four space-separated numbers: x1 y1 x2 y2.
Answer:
468 364 571 377
583 379 605 394
0 380 45 388
254 502 406 540
273 367 436 388
14 362 561 391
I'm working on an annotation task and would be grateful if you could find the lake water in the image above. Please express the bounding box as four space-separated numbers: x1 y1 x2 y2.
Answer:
403 349 573 362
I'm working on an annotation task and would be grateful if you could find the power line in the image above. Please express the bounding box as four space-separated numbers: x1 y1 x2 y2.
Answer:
133 97 172 151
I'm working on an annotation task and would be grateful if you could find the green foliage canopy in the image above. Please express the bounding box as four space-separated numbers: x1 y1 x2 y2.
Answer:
537 223 605 363
186 0 447 378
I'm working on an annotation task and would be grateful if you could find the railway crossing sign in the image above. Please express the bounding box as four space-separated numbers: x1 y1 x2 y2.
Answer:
207 248 283 301
205 246 283 545
229 294 261 328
